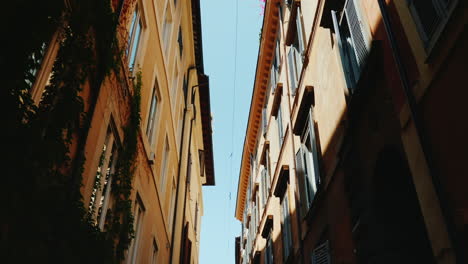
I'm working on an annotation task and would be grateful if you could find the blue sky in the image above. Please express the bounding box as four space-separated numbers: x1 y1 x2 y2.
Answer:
199 0 262 263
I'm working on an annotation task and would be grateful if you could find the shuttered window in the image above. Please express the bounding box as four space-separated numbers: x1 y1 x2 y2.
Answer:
311 241 331 264
146 80 160 145
295 110 321 218
270 34 281 93
281 192 292 261
262 107 268 136
407 0 457 49
261 168 268 209
345 0 369 69
332 0 371 91
288 48 298 95
88 124 119 230
127 5 143 71
288 6 306 95
265 233 274 264
277 102 284 147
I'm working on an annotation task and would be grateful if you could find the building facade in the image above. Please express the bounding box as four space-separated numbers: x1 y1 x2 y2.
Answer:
235 0 467 264
3 0 213 263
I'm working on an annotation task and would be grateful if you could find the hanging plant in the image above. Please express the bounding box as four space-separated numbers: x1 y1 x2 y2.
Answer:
1 0 141 263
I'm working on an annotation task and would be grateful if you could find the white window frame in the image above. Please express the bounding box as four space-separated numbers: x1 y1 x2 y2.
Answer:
407 0 458 53
331 0 371 92
127 195 145 264
127 5 143 71
281 190 292 261
277 102 284 148
162 1 173 57
146 79 161 146
168 178 176 231
160 135 170 194
88 123 119 230
29 31 61 104
296 109 321 217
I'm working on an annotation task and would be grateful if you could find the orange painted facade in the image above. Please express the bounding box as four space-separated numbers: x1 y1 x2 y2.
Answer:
235 1 467 263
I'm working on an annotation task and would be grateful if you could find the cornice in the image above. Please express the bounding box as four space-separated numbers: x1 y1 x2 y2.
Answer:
235 0 281 220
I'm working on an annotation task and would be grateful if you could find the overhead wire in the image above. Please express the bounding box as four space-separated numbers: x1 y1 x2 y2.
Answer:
226 0 240 256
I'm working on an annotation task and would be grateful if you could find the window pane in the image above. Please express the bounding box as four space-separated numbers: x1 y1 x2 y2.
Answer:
127 10 138 55
129 20 142 69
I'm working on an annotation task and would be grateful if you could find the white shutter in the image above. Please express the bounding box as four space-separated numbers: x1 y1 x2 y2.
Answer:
296 6 306 54
308 112 321 194
294 47 303 84
296 146 309 217
288 48 297 94
331 10 354 89
345 0 370 69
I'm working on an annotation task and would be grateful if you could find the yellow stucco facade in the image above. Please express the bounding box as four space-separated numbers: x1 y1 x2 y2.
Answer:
26 0 214 263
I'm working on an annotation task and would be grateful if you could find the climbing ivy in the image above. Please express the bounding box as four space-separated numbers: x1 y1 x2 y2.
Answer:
1 0 140 263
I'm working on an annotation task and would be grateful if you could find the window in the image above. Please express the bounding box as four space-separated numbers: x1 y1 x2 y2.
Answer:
261 168 268 209
262 107 268 136
265 231 274 264
311 241 331 264
270 34 281 92
151 239 158 264
146 79 160 145
277 102 284 147
26 43 48 89
28 32 61 104
160 136 170 193
88 125 119 230
281 191 292 261
168 179 176 230
332 0 371 91
194 201 199 235
128 195 145 264
295 110 321 217
407 0 457 50
162 2 173 55
172 59 180 112
288 6 306 95
177 26 183 57
198 149 205 177
127 5 143 70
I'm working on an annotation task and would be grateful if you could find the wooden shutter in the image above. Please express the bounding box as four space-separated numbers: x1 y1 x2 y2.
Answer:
262 107 268 136
345 0 370 69
295 147 308 217
311 241 331 264
288 48 297 94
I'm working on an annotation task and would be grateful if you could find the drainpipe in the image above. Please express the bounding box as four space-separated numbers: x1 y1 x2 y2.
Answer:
377 1 460 262
169 65 196 264
178 79 209 262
